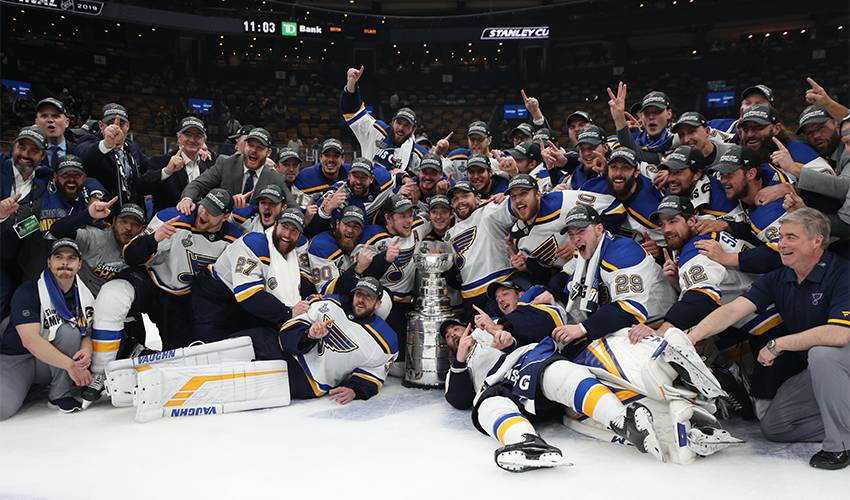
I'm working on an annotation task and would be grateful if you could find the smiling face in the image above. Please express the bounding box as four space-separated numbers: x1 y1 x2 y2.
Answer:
509 187 541 223
35 105 69 142
12 139 46 176
579 142 607 170
658 213 696 251
738 122 776 159
334 219 363 253
444 323 466 352
391 118 415 145
451 191 479 221
494 287 520 315
466 166 491 193
277 158 301 183
719 168 755 201
320 150 343 178
605 159 640 199
352 290 380 319
566 224 604 260
666 167 701 196
428 205 452 233
642 107 672 137
418 167 441 192
676 124 710 153
177 129 206 157
385 209 414 237
778 220 822 270
273 221 301 255
347 171 372 197
54 170 86 201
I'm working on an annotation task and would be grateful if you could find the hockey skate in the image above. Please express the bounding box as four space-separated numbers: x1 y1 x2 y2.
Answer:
611 404 664 462
79 373 107 409
711 365 755 420
655 331 726 400
687 426 744 456
494 434 572 473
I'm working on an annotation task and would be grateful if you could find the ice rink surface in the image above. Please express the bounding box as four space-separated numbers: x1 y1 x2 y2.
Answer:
1 323 846 500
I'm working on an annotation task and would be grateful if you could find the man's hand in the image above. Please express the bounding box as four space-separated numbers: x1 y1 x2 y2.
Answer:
694 239 736 267
757 345 779 367
198 146 212 162
66 358 92 386
552 181 571 192
354 247 375 274
628 323 656 344
0 193 22 219
397 182 417 200
652 169 669 191
436 179 450 195
328 386 356 405
303 203 318 226
292 300 310 317
490 193 506 205
472 304 497 333
770 137 801 178
308 319 334 340
102 124 125 149
661 248 679 289
164 149 186 176
693 218 729 235
505 239 528 272
176 197 196 215
434 132 453 157
72 348 92 370
804 77 832 108
540 140 567 168
588 150 608 174
455 323 476 362
345 65 365 93
531 291 555 305
624 111 643 132
232 190 253 210
755 183 795 206
521 89 543 121
783 192 806 212
498 156 519 177
321 188 348 215
552 324 586 344
641 231 661 258
385 237 401 263
491 329 515 350
154 216 181 242
88 196 118 220
606 81 628 130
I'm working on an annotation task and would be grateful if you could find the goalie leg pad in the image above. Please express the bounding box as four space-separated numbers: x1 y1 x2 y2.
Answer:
659 328 727 399
133 360 290 423
91 279 135 374
104 337 256 408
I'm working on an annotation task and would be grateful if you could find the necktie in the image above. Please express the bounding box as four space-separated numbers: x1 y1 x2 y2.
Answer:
243 170 256 194
49 145 60 170
115 149 130 178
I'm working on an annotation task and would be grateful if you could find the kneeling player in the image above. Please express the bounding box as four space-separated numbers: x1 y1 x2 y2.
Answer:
442 319 661 472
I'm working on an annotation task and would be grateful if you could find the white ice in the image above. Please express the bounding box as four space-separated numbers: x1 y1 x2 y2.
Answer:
1 319 846 499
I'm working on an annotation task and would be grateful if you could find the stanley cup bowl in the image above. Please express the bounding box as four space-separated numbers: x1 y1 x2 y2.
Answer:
415 251 454 275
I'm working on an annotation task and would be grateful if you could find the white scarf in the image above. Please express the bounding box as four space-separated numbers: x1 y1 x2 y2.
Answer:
36 269 95 342
565 231 605 317
265 227 302 307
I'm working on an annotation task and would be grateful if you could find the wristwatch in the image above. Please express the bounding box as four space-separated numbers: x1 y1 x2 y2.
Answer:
766 339 781 357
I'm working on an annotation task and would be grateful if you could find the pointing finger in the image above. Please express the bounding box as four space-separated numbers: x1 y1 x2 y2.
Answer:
521 89 528 102
662 247 672 263
472 304 487 316
771 136 787 151
105 196 119 207
443 131 454 141
806 77 822 92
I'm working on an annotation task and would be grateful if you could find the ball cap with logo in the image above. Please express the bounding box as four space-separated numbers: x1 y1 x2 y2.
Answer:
15 126 47 151
567 110 593 127
576 125 606 146
796 105 832 134
742 84 774 105
256 185 284 204
50 238 81 258
563 204 601 229
178 116 207 136
439 317 467 339
321 138 344 155
486 280 523 301
709 144 760 174
116 203 147 224
102 103 129 123
55 155 86 176
507 173 539 194
671 112 708 133
505 141 543 163
510 122 534 139
428 194 451 210
394 107 417 126
246 128 272 148
228 124 254 141
415 134 433 148
641 91 671 112
738 104 778 127
608 147 638 167
277 147 302 164
199 188 234 217
467 121 490 138
338 205 366 227
466 153 491 171
349 157 373 176
650 195 696 223
352 276 383 299
447 180 478 198
419 154 443 172
659 146 706 172
277 208 305 233
36 97 67 115
383 193 414 214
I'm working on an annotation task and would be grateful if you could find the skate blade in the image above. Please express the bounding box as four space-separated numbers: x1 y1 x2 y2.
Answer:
662 345 727 399
496 451 573 472
632 409 666 463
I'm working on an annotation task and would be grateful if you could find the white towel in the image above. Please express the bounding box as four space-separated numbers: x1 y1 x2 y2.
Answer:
565 232 604 315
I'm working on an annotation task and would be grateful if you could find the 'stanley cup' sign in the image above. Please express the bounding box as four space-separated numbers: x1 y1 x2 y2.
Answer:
481 26 550 40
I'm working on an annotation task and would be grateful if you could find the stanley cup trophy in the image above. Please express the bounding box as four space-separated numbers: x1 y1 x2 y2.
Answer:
403 245 454 388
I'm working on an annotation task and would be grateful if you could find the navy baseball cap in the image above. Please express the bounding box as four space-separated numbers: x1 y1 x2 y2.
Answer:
55 155 86 175
650 195 696 223
796 105 832 134
36 97 67 115
738 105 778 127
563 204 601 229
419 154 443 172
710 145 759 174
467 121 490 138
659 146 706 172
486 280 523 301
447 180 477 199
339 205 366 227
15 126 47 151
199 188 234 217
576 125 606 147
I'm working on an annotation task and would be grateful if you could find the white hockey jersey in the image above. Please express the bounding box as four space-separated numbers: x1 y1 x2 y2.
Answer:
355 217 427 303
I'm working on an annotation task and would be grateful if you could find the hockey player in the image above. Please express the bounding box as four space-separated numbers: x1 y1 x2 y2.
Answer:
463 154 509 201
191 208 316 343
607 84 675 164
478 281 568 348
581 147 665 255
314 157 394 225
553 204 676 346
707 84 775 136
444 181 517 318
442 320 662 472
275 147 310 210
500 141 551 192
422 195 453 242
669 112 732 171
340 66 427 173
230 184 286 233
568 125 608 189
293 138 350 198
84 189 244 406
242 276 398 404
444 121 502 179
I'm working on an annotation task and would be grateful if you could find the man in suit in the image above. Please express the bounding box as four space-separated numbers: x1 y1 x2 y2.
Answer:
75 103 148 207
177 127 294 214
139 117 216 214
33 98 76 170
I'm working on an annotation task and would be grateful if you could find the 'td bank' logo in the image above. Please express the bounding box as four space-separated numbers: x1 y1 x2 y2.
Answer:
281 21 297 37
481 27 550 40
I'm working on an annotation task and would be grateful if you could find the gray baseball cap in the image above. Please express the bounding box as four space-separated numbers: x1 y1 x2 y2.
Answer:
199 188 234 217
671 112 708 133
567 110 593 126
796 105 832 134
383 194 414 214
467 121 490 138
608 147 638 167
349 157 373 176
246 127 272 148
507 173 538 193
641 91 671 111
659 146 706 172
256 185 284 204
465 153 491 171
447 180 477 199
37 97 67 115
50 238 81 257
563 204 601 229
277 208 305 233
394 107 417 126
102 103 129 123
339 205 366 226
738 105 778 127
277 147 302 164
650 195 696 223
352 276 383 299
576 125 606 146
428 194 451 210
55 155 86 176
116 203 147 224
321 138 344 155
178 116 206 136
419 154 443 172
710 145 759 174
15 126 47 151
742 84 774 104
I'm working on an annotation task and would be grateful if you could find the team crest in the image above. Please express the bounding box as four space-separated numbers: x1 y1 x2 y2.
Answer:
318 304 330 314
317 318 359 355
386 246 416 282
812 293 823 305
451 227 477 269
530 235 560 266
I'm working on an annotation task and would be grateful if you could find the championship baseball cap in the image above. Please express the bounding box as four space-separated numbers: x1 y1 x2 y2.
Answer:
505 141 543 164
566 110 592 126
532 128 555 144
439 317 466 339
178 116 206 136
228 124 254 140
419 154 443 172
339 204 366 227
277 207 305 233
486 280 523 301
576 125 606 146
671 112 708 133
507 173 539 194
467 121 490 138
50 238 81 258
277 147 302 164
394 107 417 126
608 147 638 167
349 157 373 176
321 138 344 155
383 193 414 214
742 84 774 105
650 195 696 223
116 203 146 224
353 276 383 299
738 105 778 127
465 153 491 171
15 126 47 151
563 204 601 229
36 97 67 115
199 188 234 217
428 194 451 210
415 134 433 148
245 127 272 148
641 91 671 112
256 184 284 204
710 145 759 174
55 155 86 175
510 122 534 139
447 180 477 198
102 103 129 123
796 105 832 134
659 146 706 172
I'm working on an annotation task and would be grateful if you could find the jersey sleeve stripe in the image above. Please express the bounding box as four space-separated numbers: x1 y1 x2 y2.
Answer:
364 324 392 354
617 300 647 323
343 103 367 122
600 260 618 272
690 287 721 304
828 318 850 328
235 284 265 302
626 207 657 229
301 183 331 194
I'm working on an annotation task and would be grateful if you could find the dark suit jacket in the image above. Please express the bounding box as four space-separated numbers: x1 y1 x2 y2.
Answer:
75 132 149 206
180 153 296 206
39 132 78 170
139 149 216 214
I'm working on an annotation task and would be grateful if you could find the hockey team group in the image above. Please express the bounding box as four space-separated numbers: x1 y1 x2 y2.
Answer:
1 66 848 472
